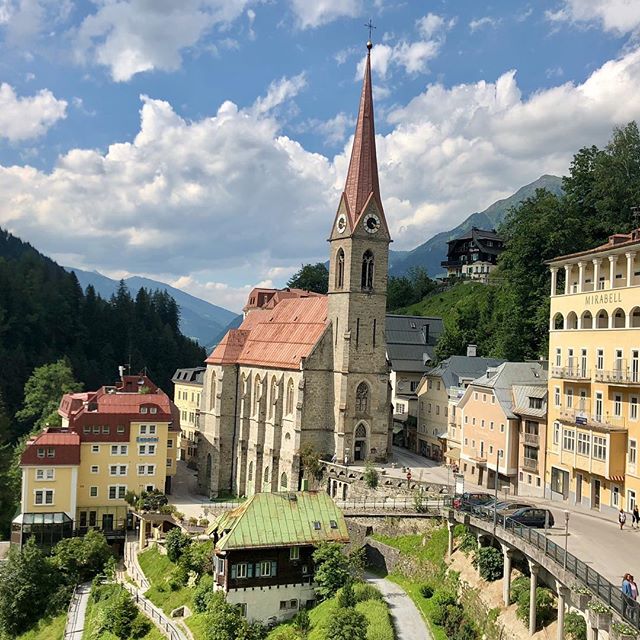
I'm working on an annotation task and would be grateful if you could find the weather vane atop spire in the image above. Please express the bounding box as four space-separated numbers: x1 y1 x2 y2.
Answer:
365 19 376 50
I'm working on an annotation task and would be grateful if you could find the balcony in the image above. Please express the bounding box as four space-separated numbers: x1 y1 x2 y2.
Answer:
522 457 538 472
551 366 591 381
523 432 539 446
594 369 640 386
557 406 627 431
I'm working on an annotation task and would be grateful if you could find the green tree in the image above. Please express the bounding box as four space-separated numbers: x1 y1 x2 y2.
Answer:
363 463 378 489
51 529 113 584
102 586 139 639
165 527 191 563
15 358 82 429
337 580 356 608
312 543 351 600
287 263 329 294
325 607 368 640
293 609 311 638
138 489 169 511
0 538 60 635
203 591 266 640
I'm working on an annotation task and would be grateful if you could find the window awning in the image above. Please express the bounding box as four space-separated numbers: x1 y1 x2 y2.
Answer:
446 447 461 460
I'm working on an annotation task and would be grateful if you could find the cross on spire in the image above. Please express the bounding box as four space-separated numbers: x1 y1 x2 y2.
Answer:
365 19 376 47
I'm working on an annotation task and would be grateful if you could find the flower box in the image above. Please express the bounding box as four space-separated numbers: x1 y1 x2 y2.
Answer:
611 622 638 640
588 608 612 631
575 592 591 609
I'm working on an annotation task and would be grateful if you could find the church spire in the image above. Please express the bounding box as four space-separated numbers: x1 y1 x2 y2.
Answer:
342 40 383 227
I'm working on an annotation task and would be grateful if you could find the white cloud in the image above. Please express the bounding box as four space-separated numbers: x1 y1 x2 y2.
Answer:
546 0 640 34
74 0 257 82
288 0 361 29
251 73 307 115
303 112 356 146
469 16 500 32
0 0 72 44
356 13 454 79
0 83 67 141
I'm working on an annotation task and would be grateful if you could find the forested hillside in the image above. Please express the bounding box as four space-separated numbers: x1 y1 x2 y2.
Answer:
0 227 205 429
400 122 640 362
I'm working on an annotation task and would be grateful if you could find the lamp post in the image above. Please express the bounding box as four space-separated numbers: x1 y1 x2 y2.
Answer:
493 450 502 536
563 510 570 570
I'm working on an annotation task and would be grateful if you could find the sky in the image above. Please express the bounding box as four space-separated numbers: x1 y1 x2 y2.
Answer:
0 1 640 312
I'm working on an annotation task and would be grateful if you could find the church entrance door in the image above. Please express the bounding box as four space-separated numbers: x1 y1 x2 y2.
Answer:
354 423 368 461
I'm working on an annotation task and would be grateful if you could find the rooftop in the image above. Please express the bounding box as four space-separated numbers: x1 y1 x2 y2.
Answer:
208 491 349 551
546 228 640 266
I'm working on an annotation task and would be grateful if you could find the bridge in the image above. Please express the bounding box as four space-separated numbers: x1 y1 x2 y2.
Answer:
342 496 639 639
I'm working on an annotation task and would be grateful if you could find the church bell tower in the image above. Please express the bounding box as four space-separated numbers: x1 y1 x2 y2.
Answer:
328 39 392 463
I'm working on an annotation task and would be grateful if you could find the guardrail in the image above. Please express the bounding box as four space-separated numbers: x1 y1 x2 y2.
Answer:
63 584 79 639
336 496 449 512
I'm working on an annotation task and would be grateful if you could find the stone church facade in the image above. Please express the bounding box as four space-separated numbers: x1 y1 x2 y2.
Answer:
198 42 393 498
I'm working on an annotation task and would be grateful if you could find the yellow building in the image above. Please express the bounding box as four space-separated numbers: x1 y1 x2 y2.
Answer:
13 375 179 549
172 367 205 462
546 229 640 515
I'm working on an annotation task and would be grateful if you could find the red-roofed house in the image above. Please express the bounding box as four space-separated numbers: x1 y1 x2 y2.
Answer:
13 375 180 549
198 42 394 498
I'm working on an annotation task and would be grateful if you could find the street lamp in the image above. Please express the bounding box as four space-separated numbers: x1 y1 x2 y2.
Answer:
563 510 570 570
492 450 503 536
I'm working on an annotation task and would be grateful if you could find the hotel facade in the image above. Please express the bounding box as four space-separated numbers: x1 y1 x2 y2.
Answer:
545 229 640 515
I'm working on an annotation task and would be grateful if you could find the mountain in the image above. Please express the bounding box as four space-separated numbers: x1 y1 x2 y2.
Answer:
66 267 240 347
389 174 564 277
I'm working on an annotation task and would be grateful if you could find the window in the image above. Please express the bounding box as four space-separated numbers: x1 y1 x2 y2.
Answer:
529 397 543 409
361 250 374 289
117 425 125 433
90 465 99 473
632 397 638 421
91 445 100 453
216 558 225 575
577 432 590 456
90 486 98 497
167 439 173 449
259 561 273 577
102 426 110 434
248 461 253 481
47 448 55 458
140 407 148 414
150 407 157 414
628 490 637 513
290 547 300 560
500 424 505 433
35 468 55 480
555 348 561 367
566 388 573 408
34 489 54 505
482 394 487 403
554 387 561 407
109 465 127 476
436 406 440 416
286 379 295 415
336 248 344 289
111 445 128 455
428 379 433 389
597 349 604 371
280 473 288 489
235 563 248 579
93 425 100 434
595 392 603 421
553 422 560 445
614 394 622 417
83 426 91 434
630 439 637 465
138 464 156 475
166 458 172 468
474 392 478 401
593 436 607 460
563 428 575 452
264 466 270 484
139 444 156 455
612 486 620 508
356 382 369 413
108 485 127 500
148 425 156 435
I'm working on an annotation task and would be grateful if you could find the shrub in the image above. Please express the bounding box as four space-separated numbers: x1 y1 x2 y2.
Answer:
130 615 152 639
458 529 478 555
293 608 310 637
325 607 368 640
165 528 191 563
510 576 530 604
159 504 176 515
174 511 185 521
364 463 379 489
312 543 351 600
430 590 458 626
441 603 465 637
139 489 169 512
199 518 210 527
516 587 556 630
193 574 214 613
353 583 384 602
269 628 300 640
564 612 587 640
453 619 480 640
337 581 356 608
419 584 434 599
475 547 503 581
188 517 198 526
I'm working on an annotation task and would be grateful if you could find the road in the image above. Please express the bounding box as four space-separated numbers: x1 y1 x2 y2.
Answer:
366 573 433 640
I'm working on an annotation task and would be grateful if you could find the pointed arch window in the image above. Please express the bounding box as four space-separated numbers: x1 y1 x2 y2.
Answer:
209 374 216 411
286 379 295 415
336 249 345 289
269 377 278 419
254 375 262 416
248 461 253 481
280 472 288 489
356 382 369 413
361 250 374 290
264 466 270 484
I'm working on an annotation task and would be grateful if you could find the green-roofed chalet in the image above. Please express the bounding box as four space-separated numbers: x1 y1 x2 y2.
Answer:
208 491 349 551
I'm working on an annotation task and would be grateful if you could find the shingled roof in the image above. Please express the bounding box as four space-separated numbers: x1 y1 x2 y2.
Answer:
208 491 349 551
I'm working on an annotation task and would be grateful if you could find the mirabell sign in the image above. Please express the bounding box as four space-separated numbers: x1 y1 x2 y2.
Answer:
584 292 623 305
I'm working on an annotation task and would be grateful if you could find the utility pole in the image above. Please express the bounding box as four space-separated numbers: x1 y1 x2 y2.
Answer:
493 450 501 536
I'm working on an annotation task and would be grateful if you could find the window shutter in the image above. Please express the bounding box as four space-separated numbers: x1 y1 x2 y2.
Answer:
231 564 237 579
271 561 277 577
254 563 261 577
247 563 253 578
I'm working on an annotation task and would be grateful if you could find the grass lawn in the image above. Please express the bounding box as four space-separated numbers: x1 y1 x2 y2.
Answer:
16 613 67 640
267 590 394 640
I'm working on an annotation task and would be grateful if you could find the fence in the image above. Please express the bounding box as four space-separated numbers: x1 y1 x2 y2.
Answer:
336 495 449 512
124 539 150 590
119 579 186 640
63 584 80 639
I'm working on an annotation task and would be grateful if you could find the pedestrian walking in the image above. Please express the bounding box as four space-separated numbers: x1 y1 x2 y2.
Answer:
619 508 627 530
631 575 638 601
623 574 633 597
633 505 639 529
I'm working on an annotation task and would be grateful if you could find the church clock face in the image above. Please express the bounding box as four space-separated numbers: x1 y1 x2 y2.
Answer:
336 213 347 234
364 213 381 234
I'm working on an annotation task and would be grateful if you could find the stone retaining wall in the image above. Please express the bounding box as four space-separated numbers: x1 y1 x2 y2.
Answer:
363 538 402 574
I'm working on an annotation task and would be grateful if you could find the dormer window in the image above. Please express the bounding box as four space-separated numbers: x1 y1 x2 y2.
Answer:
47 448 55 458
140 407 148 414
37 448 45 458
313 521 321 530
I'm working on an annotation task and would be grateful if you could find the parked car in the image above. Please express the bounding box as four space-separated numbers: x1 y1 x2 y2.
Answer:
498 506 555 528
474 500 533 517
453 492 493 511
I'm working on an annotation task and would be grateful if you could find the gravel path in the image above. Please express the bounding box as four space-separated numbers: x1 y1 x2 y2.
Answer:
366 574 433 640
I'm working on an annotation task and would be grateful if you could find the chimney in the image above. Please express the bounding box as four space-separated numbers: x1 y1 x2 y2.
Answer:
118 365 124 381
467 344 477 357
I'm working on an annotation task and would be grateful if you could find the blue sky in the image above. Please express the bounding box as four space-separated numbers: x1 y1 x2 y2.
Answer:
0 0 639 311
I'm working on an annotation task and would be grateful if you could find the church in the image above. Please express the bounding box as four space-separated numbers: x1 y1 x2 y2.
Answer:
197 41 393 497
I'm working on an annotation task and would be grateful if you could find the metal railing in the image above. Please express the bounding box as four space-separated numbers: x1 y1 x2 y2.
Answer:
523 433 540 446
595 370 640 385
63 584 80 639
463 507 640 629
552 366 591 381
336 495 450 512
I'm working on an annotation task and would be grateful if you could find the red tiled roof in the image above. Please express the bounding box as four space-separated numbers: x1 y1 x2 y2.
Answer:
546 228 640 264
21 430 81 466
207 297 328 370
